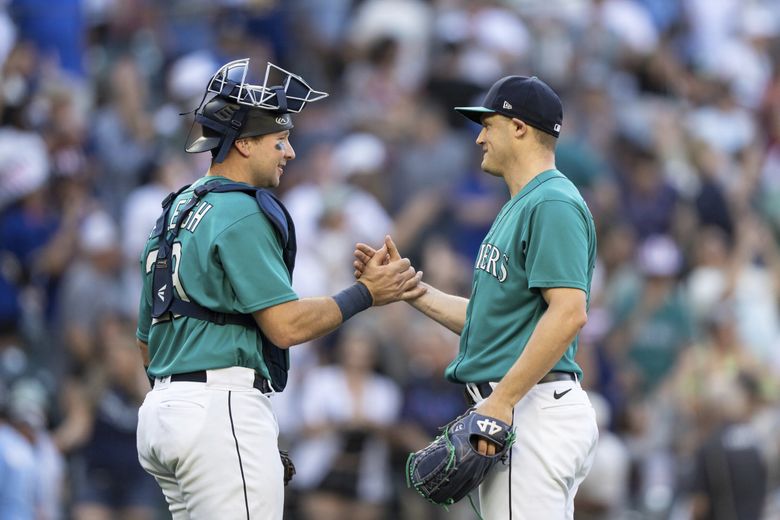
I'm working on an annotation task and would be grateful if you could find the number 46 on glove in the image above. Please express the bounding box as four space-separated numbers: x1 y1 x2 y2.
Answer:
406 409 515 506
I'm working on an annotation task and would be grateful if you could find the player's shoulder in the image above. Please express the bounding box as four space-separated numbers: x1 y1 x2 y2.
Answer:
176 178 263 220
204 190 261 218
534 171 586 205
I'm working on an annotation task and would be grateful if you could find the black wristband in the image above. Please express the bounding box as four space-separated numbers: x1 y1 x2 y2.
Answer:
333 283 373 322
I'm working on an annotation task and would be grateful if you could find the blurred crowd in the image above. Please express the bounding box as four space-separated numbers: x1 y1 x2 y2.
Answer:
1 0 780 518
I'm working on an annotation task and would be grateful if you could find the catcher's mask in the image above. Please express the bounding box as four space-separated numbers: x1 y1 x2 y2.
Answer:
184 59 328 163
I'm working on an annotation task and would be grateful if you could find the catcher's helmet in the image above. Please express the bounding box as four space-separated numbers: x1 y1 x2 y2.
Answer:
184 59 328 163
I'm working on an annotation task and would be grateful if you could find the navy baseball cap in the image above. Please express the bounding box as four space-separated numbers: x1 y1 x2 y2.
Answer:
455 76 563 137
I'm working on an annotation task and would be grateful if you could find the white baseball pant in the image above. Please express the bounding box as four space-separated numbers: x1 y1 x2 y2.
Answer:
137 366 283 519
476 378 599 519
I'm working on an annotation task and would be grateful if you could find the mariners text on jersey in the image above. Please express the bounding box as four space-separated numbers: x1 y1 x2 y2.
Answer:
475 243 509 283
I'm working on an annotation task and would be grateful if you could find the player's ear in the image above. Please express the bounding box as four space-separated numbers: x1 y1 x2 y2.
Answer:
510 118 527 139
234 138 252 158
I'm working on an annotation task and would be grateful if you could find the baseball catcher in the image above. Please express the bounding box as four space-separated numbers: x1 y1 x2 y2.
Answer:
135 57 424 519
406 408 515 506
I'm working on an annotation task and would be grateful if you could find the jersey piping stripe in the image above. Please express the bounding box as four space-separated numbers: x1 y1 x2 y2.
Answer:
228 391 251 519
450 184 527 382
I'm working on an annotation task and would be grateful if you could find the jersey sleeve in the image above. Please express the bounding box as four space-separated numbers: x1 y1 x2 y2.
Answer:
136 246 153 342
525 200 590 291
214 212 298 313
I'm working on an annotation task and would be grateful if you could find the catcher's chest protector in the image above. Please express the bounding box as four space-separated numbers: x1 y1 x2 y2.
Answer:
150 180 296 391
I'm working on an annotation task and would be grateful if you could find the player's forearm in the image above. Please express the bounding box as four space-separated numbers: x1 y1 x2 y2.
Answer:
137 339 150 366
408 282 468 334
254 297 345 348
490 301 586 407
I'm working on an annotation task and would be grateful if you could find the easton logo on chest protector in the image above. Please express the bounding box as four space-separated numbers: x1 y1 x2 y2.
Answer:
157 284 167 302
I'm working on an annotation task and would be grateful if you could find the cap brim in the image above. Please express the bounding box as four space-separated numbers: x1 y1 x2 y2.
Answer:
454 106 495 124
185 135 221 154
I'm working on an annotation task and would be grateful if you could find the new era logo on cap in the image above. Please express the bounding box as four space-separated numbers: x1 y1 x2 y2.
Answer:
454 75 563 137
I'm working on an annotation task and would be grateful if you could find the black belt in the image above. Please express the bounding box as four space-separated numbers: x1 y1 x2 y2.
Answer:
155 370 273 393
465 371 576 406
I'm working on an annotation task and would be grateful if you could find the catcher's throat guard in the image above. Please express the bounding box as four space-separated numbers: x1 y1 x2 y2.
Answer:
406 409 515 506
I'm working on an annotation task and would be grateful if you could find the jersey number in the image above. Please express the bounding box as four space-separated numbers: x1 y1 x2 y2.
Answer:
145 242 191 302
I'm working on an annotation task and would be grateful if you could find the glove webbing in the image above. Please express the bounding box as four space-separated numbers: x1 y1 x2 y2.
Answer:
405 424 459 505
405 418 517 519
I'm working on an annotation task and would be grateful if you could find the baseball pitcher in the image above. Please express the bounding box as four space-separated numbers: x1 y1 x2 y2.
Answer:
355 75 599 519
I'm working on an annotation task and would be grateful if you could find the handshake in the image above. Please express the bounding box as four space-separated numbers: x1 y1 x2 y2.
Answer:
351 235 427 306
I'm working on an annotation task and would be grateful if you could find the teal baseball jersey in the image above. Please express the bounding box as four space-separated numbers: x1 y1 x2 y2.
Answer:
445 169 596 383
136 176 298 379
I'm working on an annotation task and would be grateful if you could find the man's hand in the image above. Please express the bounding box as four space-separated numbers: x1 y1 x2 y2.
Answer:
359 236 426 305
354 243 383 278
473 395 514 456
354 236 425 302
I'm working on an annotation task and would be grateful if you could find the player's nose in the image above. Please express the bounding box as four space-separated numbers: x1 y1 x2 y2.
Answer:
475 128 486 145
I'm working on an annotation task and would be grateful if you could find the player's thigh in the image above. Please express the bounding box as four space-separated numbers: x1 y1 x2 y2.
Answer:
145 471 189 520
480 386 598 520
136 386 206 520
177 388 283 520
137 384 208 476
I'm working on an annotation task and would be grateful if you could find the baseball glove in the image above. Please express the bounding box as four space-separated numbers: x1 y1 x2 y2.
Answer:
406 409 515 506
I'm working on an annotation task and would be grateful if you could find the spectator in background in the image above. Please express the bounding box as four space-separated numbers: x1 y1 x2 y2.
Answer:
0 377 64 520
346 0 432 93
0 387 37 519
69 313 159 520
664 303 770 459
6 377 63 520
616 144 681 240
342 35 413 135
687 217 780 368
393 318 472 520
56 209 123 373
575 391 631 520
442 163 508 262
285 132 393 296
688 372 768 520
91 56 157 220
688 141 735 238
393 102 471 209
292 323 401 520
606 234 694 395
598 222 639 312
